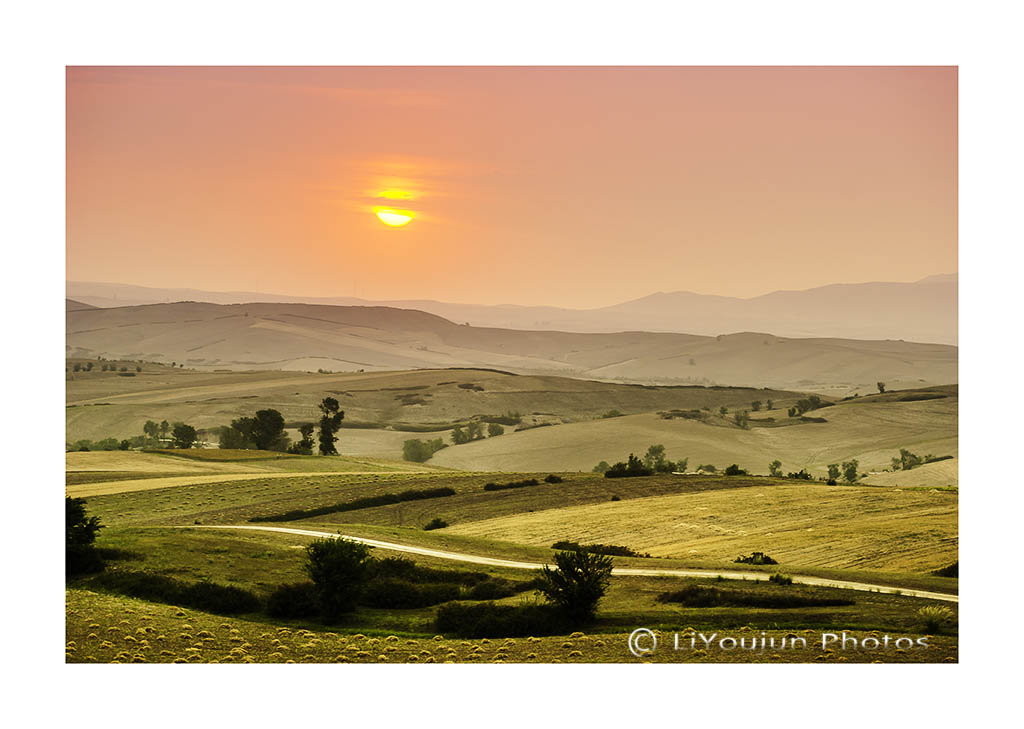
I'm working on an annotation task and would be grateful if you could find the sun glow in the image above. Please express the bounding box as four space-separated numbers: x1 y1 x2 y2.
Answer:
374 207 416 226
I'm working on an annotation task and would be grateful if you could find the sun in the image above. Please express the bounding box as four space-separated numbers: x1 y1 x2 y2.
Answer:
374 207 416 227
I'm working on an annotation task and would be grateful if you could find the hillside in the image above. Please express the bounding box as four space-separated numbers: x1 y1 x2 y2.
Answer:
429 386 958 481
65 301 957 392
67 274 958 344
65 366 804 445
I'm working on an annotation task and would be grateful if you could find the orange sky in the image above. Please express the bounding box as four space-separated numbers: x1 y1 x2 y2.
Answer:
66 66 956 307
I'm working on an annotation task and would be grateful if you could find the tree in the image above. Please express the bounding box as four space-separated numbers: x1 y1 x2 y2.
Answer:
733 411 750 428
877 382 886 394
85 362 94 371
172 423 197 449
765 399 773 410
898 448 922 471
66 497 104 576
251 409 288 450
724 464 748 476
719 406 728 417
539 549 614 624
643 444 667 471
604 454 653 478
487 423 505 437
768 460 783 477
451 425 469 445
827 464 841 482
143 420 160 443
842 459 859 483
751 400 762 412
317 397 345 455
288 424 316 455
159 420 170 441
304 537 372 621
592 460 611 474
72 363 81 372
402 438 446 463
467 422 484 441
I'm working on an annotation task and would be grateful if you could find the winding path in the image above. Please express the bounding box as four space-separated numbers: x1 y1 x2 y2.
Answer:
191 524 958 604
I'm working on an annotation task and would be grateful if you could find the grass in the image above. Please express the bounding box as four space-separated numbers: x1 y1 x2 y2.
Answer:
444 481 958 572
66 586 957 663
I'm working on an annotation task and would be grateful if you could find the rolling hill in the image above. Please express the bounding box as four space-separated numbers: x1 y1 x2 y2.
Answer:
65 300 957 392
67 274 957 344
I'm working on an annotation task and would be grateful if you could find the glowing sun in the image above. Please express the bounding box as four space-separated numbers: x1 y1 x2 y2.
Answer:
374 207 416 227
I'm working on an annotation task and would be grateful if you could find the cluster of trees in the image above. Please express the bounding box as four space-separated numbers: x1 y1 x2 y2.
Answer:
598 444 688 478
750 399 774 412
216 398 344 455
788 395 826 417
402 438 448 463
450 421 506 445
826 459 860 484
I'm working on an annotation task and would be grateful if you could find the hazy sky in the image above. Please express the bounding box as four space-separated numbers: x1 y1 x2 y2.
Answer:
67 66 957 307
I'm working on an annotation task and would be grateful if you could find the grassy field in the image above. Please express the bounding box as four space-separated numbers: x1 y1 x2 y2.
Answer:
66 588 958 664
442 482 957 571
66 450 441 497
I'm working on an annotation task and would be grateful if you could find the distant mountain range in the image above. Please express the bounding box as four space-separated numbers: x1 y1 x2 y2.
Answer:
65 300 957 393
67 274 958 345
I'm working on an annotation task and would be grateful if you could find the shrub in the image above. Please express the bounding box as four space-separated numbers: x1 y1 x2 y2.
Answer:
604 454 653 479
402 438 447 463
435 602 572 638
179 581 262 614
362 579 460 609
90 571 261 615
423 517 448 531
267 582 321 619
657 584 852 609
66 497 104 577
724 464 748 476
539 549 614 624
304 537 373 620
551 541 648 558
465 579 519 601
932 561 958 578
487 423 505 437
483 478 540 491
768 573 793 585
592 461 611 474
544 474 563 483
250 487 456 522
918 605 955 633
734 551 778 565
610 495 621 502
787 469 812 480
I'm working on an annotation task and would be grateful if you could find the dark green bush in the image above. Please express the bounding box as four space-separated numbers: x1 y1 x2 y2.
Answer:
657 584 852 609
266 582 321 619
362 579 460 609
539 549 614 623
604 454 653 478
250 487 456 522
768 573 793 585
734 551 778 565
932 561 958 578
724 464 748 476
544 474 564 483
550 541 648 558
90 571 261 615
304 538 372 620
423 517 449 530
435 602 572 638
66 497 104 577
483 478 540 491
